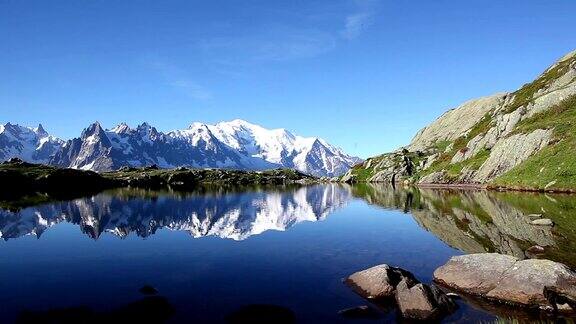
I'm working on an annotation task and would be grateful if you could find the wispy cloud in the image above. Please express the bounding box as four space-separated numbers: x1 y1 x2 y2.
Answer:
168 80 212 100
200 28 337 62
198 0 380 67
341 0 379 40
145 58 213 101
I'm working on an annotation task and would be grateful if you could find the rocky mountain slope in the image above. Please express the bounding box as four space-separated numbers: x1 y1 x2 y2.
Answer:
0 119 361 177
0 123 63 164
343 49 576 191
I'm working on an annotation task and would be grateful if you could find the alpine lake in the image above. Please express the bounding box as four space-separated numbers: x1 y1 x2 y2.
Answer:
2 183 576 323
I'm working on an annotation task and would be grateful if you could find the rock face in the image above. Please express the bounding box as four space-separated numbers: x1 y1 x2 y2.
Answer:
434 253 576 311
343 49 576 190
409 94 507 152
345 264 457 320
395 278 457 320
473 129 552 182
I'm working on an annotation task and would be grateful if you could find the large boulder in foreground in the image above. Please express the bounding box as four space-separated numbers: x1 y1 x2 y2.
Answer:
345 264 417 299
434 253 576 311
346 264 457 320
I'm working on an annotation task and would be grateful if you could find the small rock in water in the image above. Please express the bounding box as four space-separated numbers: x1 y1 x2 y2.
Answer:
530 218 554 226
139 285 159 295
446 292 460 299
557 303 574 312
338 305 381 319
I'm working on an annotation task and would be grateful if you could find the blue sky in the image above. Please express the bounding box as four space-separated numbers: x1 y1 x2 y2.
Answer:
1 0 575 158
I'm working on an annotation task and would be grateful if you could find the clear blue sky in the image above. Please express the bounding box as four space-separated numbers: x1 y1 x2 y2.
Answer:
1 0 575 158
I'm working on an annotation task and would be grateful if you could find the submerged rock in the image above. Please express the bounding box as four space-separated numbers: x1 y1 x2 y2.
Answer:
434 253 576 311
337 305 381 319
139 285 158 296
225 304 295 324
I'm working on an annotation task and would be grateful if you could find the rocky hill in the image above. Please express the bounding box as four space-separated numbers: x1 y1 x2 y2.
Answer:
343 50 576 191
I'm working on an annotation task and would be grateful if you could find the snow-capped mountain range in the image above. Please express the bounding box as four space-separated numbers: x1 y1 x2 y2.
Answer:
0 123 64 164
0 185 351 241
0 120 361 177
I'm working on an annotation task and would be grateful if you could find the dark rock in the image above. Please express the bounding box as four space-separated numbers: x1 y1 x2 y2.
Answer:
6 157 25 164
145 164 160 170
525 245 546 259
225 304 295 324
434 253 576 310
338 305 381 319
139 285 158 295
16 296 174 323
118 166 137 172
395 279 457 320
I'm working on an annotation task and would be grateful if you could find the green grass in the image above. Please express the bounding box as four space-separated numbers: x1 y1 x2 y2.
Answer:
418 113 493 181
345 154 390 182
0 162 58 178
433 140 451 152
503 54 576 114
494 95 576 190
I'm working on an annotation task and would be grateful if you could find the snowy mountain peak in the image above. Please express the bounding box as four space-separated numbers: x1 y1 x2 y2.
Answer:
1 120 362 176
110 122 132 134
82 122 105 137
0 122 64 164
137 122 152 130
34 124 48 137
219 118 253 126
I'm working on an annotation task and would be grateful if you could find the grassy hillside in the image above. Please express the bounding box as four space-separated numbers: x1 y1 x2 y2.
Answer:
342 50 576 191
493 95 576 190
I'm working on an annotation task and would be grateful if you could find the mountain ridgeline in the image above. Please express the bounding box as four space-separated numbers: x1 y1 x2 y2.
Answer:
0 119 361 177
343 50 576 191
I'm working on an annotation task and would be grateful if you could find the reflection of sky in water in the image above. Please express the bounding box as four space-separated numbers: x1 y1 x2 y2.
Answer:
0 185 573 322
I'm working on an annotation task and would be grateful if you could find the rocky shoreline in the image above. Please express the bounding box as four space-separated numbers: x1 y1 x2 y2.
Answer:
0 158 316 209
344 253 576 321
419 182 576 194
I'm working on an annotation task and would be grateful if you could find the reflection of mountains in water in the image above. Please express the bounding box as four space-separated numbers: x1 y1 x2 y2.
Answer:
352 184 576 268
0 185 352 241
3 184 576 267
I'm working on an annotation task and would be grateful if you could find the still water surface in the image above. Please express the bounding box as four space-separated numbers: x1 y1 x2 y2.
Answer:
1 184 576 323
